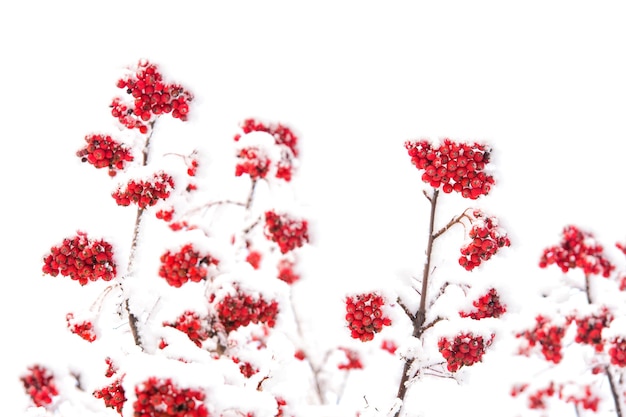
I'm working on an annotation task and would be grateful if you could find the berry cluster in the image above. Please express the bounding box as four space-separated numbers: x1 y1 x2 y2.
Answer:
264 211 309 254
460 288 506 320
438 332 491 372
42 231 116 285
563 385 599 412
76 134 134 177
215 290 279 333
245 250 262 270
66 312 97 342
539 225 615 277
608 337 626 366
159 244 218 288
517 315 565 364
337 348 364 370
459 211 510 271
235 147 271 180
163 311 210 347
133 377 208 417
232 357 258 378
156 208 175 222
112 59 193 134
234 118 299 182
112 172 175 208
345 293 392 342
405 139 494 199
573 310 612 352
277 259 299 284
94 378 126 414
21 365 59 407
381 339 398 354
525 383 556 410
235 118 299 157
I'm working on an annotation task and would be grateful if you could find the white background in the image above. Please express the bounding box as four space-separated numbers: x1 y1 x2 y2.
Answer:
2 1 626 415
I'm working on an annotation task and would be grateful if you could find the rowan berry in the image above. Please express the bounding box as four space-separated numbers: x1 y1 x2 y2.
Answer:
517 315 565 364
235 147 271 180
460 288 506 319
133 377 208 417
42 231 116 285
608 337 626 366
163 311 210 347
264 211 309 254
405 139 494 199
94 378 126 414
573 309 612 352
66 312 97 342
76 134 134 176
337 348 363 370
20 365 59 407
277 259 299 284
539 225 614 277
159 244 219 288
214 289 279 333
345 293 391 342
438 333 491 372
112 172 174 208
459 211 510 271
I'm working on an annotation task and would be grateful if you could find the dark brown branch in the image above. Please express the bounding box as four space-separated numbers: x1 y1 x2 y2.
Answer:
398 298 415 321
246 179 258 211
432 209 471 240
394 189 440 415
605 366 623 417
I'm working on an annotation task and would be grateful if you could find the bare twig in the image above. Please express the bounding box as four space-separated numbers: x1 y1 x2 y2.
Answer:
432 208 472 240
397 298 415 321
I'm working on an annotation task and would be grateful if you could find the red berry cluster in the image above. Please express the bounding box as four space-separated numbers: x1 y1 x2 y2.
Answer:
438 332 491 372
232 357 258 378
608 337 626 366
66 312 97 342
76 134 134 177
563 385 599 412
235 147 271 180
112 60 193 134
459 211 510 271
21 365 59 407
246 250 262 270
526 383 556 410
277 259 299 284
539 225 615 277
264 211 309 254
163 311 210 347
215 290 279 333
235 118 299 157
156 208 175 222
345 293 392 342
337 347 364 370
517 315 565 364
42 231 116 285
94 378 126 415
381 339 398 354
460 288 506 320
159 244 218 288
133 377 208 417
573 310 612 352
112 172 174 208
405 139 494 199
234 119 299 182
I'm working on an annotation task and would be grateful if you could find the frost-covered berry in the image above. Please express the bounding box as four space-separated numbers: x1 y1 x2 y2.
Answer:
21 365 59 407
438 332 492 372
264 211 309 254
159 244 219 288
112 172 174 208
76 134 134 176
345 292 391 342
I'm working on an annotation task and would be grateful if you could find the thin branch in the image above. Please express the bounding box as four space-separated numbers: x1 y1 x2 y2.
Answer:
432 208 472 240
397 298 415 321
422 189 432 202
606 363 624 417
422 317 444 334
246 179 258 211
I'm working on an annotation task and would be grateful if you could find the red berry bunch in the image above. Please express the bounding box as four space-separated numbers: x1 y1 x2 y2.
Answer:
345 293 392 342
163 311 210 347
264 211 309 254
76 134 134 177
232 357 258 378
337 348 364 370
156 208 175 222
215 290 279 333
235 147 271 180
246 250 262 270
459 211 510 271
563 385 599 412
112 59 193 134
94 378 126 415
105 357 118 378
517 315 565 364
235 118 299 157
42 231 116 285
526 382 556 410
20 365 59 407
133 377 208 417
438 332 491 372
539 225 615 277
381 339 398 354
112 172 175 208
573 310 612 352
277 259 299 284
234 119 299 182
460 288 506 320
405 139 494 199
159 244 218 288
66 312 97 342
608 337 626 366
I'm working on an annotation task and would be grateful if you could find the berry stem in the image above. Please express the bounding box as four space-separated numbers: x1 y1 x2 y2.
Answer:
394 188 440 416
123 122 157 349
